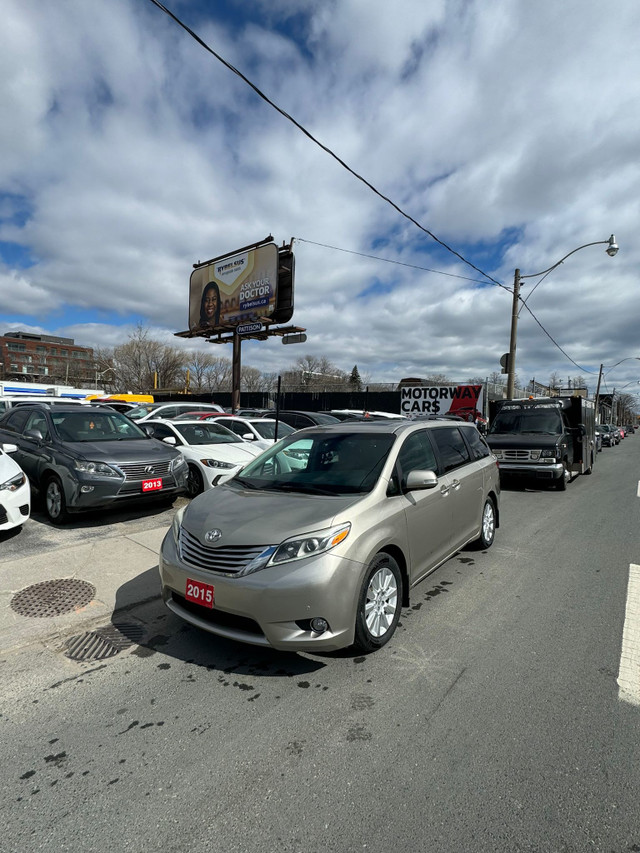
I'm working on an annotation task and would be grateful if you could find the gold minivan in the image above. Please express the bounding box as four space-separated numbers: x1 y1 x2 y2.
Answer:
159 419 500 653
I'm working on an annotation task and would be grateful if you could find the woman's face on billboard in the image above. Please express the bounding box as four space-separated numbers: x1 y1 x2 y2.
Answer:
203 288 218 319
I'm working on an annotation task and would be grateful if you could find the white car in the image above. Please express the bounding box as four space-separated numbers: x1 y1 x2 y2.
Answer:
202 416 296 450
0 443 31 532
142 419 263 497
127 401 224 423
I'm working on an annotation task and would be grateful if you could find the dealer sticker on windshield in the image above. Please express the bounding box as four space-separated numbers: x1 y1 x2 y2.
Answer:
185 579 214 608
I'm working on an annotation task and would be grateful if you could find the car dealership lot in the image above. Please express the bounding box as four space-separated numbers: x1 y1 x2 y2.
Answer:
0 493 188 564
0 434 639 853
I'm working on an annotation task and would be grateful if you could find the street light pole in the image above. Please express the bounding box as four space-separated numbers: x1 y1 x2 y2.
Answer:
505 235 618 400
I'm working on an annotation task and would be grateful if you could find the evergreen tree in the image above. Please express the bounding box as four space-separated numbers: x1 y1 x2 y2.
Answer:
349 365 363 392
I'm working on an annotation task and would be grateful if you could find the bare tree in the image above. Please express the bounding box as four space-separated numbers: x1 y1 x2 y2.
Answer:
113 325 187 392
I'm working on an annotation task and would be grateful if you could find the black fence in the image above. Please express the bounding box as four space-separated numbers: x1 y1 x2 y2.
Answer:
154 389 403 414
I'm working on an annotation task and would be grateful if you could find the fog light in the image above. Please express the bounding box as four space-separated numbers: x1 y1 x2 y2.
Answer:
310 617 328 634
80 485 94 493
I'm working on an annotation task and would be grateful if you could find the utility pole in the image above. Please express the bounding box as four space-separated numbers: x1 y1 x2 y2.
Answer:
506 269 521 399
593 364 604 423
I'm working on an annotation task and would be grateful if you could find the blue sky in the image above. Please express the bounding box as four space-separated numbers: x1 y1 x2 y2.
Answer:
1 0 640 396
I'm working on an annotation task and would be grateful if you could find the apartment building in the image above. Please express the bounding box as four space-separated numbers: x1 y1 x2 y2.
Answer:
0 331 94 386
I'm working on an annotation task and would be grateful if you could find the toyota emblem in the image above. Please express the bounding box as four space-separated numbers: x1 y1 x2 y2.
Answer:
205 529 222 543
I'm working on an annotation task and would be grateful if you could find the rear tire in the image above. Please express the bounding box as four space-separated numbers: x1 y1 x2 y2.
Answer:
471 497 496 549
353 554 403 653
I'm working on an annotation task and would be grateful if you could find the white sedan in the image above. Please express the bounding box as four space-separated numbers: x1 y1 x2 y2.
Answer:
143 419 264 497
0 442 31 532
202 416 296 449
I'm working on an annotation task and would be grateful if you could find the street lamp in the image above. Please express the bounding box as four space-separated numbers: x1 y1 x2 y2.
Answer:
506 235 618 399
95 367 116 390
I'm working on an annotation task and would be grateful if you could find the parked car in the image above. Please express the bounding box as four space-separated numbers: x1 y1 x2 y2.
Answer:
172 411 234 420
203 416 296 449
159 418 500 653
142 419 264 497
0 404 188 523
598 424 616 447
260 410 341 429
127 401 224 423
594 429 603 452
0 442 31 532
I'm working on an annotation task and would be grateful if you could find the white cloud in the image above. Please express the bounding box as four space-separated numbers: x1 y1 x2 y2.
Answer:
1 0 640 393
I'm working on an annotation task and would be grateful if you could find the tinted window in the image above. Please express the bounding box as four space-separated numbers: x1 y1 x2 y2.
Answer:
462 427 491 460
430 426 471 473
25 410 51 441
147 423 175 440
2 409 30 434
397 431 437 477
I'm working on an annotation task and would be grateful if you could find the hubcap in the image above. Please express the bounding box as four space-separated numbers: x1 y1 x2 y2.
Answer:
47 483 61 518
364 566 398 638
482 502 495 543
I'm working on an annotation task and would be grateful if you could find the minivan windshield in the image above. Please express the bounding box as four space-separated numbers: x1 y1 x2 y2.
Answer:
488 408 563 435
233 432 396 495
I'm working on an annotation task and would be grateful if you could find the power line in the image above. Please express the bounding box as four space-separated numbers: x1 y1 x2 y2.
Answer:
146 0 506 291
518 301 598 374
295 238 492 285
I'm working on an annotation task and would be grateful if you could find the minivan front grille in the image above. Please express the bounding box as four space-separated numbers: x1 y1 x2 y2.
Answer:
179 528 269 575
117 460 172 480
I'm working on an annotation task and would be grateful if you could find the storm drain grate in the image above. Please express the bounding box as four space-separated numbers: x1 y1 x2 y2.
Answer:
64 623 146 662
10 579 96 618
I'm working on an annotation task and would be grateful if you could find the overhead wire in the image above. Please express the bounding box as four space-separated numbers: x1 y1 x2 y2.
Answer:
146 0 508 292
146 0 598 376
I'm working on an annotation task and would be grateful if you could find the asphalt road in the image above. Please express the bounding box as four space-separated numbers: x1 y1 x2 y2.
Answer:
1 438 639 852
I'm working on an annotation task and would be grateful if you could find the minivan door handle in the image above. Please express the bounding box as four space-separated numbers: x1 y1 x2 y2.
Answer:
440 485 450 497
451 479 461 490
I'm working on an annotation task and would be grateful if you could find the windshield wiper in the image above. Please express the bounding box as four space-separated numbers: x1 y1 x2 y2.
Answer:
231 476 261 490
266 482 340 496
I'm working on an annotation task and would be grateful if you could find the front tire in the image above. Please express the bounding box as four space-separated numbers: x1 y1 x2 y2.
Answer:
554 461 568 491
45 476 70 524
186 464 204 498
353 554 403 653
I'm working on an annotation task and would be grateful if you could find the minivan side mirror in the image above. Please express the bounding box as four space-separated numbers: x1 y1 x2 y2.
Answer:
405 469 438 490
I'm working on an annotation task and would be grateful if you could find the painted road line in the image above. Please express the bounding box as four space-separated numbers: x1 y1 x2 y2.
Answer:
618 563 640 706
637 481 640 498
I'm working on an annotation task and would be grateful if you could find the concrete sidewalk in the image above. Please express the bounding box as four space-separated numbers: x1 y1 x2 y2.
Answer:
0 525 168 655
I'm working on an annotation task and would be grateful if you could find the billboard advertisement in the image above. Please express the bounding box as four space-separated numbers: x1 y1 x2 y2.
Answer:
400 385 484 421
189 242 279 332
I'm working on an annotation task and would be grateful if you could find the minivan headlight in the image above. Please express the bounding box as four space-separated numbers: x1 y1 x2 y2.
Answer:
241 523 352 575
73 460 120 478
171 506 186 544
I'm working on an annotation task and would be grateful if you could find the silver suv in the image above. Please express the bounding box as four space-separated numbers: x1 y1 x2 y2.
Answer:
160 419 500 653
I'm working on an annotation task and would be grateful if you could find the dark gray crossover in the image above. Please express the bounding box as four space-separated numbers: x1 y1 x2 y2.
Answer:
160 419 500 653
0 404 188 523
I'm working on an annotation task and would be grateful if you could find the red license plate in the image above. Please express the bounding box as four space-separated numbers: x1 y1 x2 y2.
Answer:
142 478 163 492
185 578 214 609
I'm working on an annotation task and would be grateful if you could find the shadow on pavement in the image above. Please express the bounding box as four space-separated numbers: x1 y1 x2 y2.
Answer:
112 567 326 678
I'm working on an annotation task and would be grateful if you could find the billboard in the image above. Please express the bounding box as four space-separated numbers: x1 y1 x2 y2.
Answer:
189 242 280 332
400 385 484 421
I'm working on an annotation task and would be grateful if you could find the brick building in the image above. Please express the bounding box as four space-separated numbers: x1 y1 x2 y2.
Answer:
0 331 94 386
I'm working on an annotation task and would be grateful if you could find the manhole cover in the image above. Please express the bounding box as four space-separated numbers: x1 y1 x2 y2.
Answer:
64 623 146 662
10 578 96 618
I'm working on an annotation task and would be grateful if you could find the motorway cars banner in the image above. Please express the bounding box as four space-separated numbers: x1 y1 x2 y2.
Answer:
400 385 484 421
